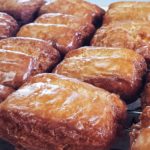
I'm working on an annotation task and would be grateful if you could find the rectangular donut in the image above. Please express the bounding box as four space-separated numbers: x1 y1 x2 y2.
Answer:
109 1 150 9
35 13 95 41
0 37 60 75
0 0 44 24
54 47 147 103
103 2 150 24
0 73 126 150
0 12 18 39
39 0 105 26
91 22 150 66
17 23 85 55
0 49 34 88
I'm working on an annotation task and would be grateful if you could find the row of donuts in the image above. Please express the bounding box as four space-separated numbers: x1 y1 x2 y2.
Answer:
0 0 128 150
0 0 150 150
91 2 150 150
0 0 105 102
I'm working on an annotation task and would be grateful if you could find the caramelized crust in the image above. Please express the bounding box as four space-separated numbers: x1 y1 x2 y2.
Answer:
0 73 126 150
130 106 150 150
0 85 14 102
54 47 147 103
91 22 150 65
35 13 95 39
0 0 44 24
0 12 18 39
0 37 60 75
39 0 105 26
0 49 34 89
17 23 85 55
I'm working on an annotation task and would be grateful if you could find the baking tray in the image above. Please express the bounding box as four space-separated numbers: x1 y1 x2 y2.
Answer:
0 0 144 150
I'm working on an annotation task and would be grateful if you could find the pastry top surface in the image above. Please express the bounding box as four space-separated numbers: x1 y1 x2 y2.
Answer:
109 1 150 9
54 47 146 84
39 0 105 24
35 13 95 35
0 12 18 39
91 21 150 62
0 49 34 88
0 37 60 74
0 0 44 23
17 23 84 54
0 73 126 125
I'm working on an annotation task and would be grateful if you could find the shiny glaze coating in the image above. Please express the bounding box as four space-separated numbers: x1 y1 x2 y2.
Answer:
109 1 150 9
0 37 60 75
104 6 150 25
39 0 105 26
0 0 44 24
17 23 85 55
130 106 150 150
0 12 18 39
91 22 150 65
54 47 147 103
0 85 14 102
105 1 150 25
35 13 95 39
0 49 34 89
0 73 126 150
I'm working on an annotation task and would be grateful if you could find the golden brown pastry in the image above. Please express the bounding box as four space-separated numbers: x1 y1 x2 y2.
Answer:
0 12 18 39
35 13 95 40
54 47 147 103
109 1 150 9
104 7 150 25
0 85 14 102
17 23 85 55
39 0 105 26
104 1 150 25
0 0 44 24
0 73 127 150
141 83 150 108
91 22 150 65
130 106 150 150
0 37 60 74
0 49 34 89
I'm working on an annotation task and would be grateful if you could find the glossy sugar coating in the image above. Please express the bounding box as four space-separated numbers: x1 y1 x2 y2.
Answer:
54 47 147 103
17 23 85 55
39 0 105 25
91 21 150 65
0 73 126 150
104 2 150 25
35 13 95 39
0 12 18 39
0 0 44 24
0 49 34 88
0 37 60 75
